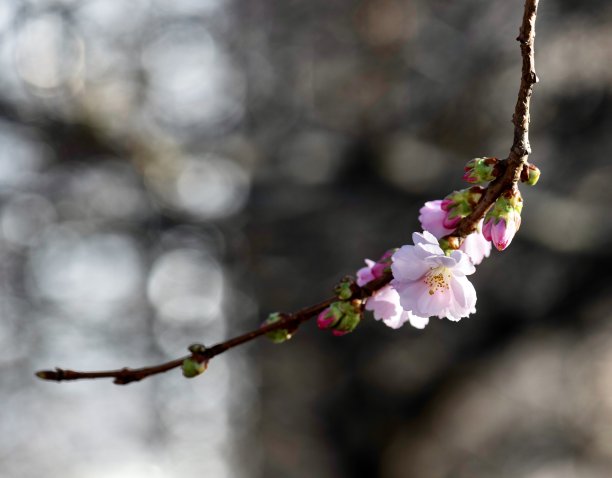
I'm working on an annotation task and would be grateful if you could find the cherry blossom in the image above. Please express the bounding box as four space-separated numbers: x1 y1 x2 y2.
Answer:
418 200 491 265
391 231 477 321
357 258 428 329
365 285 429 329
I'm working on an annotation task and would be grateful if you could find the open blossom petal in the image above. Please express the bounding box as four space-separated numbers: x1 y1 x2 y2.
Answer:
460 226 491 265
392 232 477 321
449 250 476 276
391 246 431 282
365 285 429 329
412 231 444 255
419 199 491 265
356 259 377 287
419 201 454 238
357 260 428 330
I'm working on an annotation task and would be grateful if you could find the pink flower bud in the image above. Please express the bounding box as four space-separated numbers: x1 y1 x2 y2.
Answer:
442 214 461 229
440 199 453 211
317 308 337 329
463 157 499 184
487 214 519 251
482 218 493 242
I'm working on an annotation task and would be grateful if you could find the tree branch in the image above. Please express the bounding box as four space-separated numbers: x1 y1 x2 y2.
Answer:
35 0 540 385
36 275 392 384
447 0 539 245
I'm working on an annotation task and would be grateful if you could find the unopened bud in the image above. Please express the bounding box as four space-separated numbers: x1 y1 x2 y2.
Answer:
483 188 523 251
318 300 363 336
262 312 293 344
188 343 206 355
442 187 485 227
520 163 540 186
334 277 355 300
463 157 500 184
182 357 208 378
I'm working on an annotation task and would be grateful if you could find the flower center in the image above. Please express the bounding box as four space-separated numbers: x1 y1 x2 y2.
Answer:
424 267 451 295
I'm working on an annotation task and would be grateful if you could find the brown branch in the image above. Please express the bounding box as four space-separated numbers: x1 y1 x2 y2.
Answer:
35 274 392 384
447 0 539 245
35 0 541 385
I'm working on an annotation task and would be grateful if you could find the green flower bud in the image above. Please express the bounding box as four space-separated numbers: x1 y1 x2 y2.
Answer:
442 187 485 227
463 157 500 184
521 163 541 186
334 276 355 300
182 357 208 378
262 312 293 344
188 343 207 354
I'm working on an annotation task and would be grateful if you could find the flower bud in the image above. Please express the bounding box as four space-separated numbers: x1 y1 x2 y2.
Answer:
442 187 485 228
318 300 363 336
483 188 523 251
520 163 540 186
334 276 355 300
317 306 342 329
371 249 396 278
262 312 293 343
463 157 500 184
182 357 208 378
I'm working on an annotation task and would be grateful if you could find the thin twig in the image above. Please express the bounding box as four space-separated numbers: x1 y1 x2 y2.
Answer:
36 275 392 384
35 0 540 385
448 0 539 244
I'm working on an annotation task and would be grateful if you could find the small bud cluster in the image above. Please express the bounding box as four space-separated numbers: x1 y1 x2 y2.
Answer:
463 157 500 184
262 312 294 344
459 157 540 250
317 299 364 336
182 343 209 378
440 187 485 229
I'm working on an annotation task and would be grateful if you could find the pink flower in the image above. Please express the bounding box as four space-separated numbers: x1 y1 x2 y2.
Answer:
391 231 477 321
419 200 491 265
365 285 429 329
483 213 520 251
357 258 428 329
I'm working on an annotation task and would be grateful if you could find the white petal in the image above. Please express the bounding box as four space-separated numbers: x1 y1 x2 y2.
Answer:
416 283 452 319
407 312 429 329
391 246 431 281
449 250 476 276
393 280 428 314
412 231 443 251
448 275 477 320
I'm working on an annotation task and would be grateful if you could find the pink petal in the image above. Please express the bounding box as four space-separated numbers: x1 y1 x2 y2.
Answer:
442 214 461 229
459 229 491 265
391 246 431 281
356 263 376 287
416 282 452 319
449 250 476 276
482 218 493 241
418 201 454 239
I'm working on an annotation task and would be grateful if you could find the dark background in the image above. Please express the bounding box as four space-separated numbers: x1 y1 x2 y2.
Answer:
1 0 611 477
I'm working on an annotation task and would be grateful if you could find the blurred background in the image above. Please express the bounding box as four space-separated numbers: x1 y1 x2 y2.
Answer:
1 0 611 477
